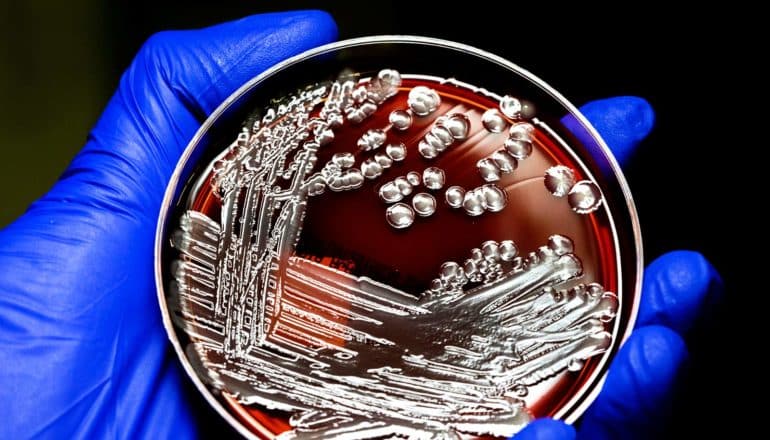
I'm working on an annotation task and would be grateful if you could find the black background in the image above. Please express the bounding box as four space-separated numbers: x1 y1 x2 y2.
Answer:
3 1 748 437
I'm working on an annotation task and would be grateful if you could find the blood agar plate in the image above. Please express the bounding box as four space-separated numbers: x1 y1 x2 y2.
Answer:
155 36 641 439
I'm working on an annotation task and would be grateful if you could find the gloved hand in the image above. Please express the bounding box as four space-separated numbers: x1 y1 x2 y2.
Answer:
0 10 722 440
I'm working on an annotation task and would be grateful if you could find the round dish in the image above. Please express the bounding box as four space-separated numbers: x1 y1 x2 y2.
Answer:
155 36 641 439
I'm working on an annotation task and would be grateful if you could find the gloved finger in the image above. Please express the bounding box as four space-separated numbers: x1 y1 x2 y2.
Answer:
577 326 688 440
514 418 575 440
563 96 655 167
636 250 723 336
30 10 337 224
578 96 655 166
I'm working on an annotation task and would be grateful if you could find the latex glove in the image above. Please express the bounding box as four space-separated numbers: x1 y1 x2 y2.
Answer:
0 11 722 440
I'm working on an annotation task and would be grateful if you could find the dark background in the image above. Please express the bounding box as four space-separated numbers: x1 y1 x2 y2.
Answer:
1 1 745 437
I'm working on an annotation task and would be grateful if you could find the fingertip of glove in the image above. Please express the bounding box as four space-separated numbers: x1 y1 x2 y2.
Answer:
640 250 723 334
288 10 339 44
248 9 338 47
513 418 575 440
583 96 655 141
579 96 655 166
628 325 688 372
616 96 655 138
654 251 721 299
578 326 687 437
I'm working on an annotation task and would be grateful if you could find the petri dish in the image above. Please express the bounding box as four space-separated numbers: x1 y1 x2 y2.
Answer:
155 36 641 439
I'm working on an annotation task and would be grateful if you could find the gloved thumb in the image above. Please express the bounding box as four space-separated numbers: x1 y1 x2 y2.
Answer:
25 11 338 229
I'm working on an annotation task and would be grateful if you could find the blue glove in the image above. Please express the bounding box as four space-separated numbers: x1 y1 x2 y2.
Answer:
0 11 722 439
